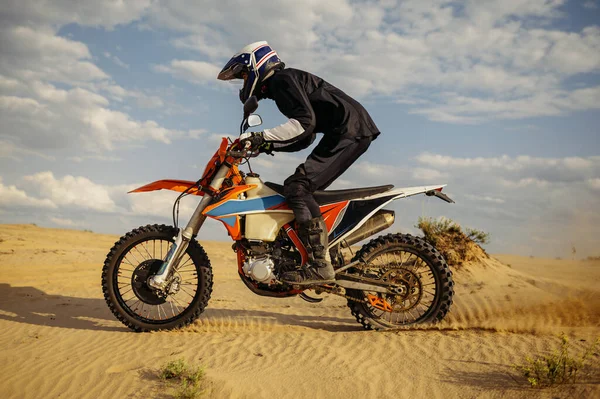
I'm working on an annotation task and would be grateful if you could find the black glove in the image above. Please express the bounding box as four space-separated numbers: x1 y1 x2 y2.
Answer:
258 142 274 155
239 131 264 151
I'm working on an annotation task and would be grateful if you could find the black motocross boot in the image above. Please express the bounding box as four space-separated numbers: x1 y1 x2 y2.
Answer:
281 216 336 285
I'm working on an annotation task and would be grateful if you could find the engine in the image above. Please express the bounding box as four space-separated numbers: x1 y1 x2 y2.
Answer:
237 237 300 286
242 256 277 284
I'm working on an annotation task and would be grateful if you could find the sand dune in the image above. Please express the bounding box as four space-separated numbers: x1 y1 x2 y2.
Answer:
0 224 598 398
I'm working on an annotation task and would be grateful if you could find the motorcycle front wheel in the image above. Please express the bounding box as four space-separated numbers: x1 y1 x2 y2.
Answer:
102 224 213 332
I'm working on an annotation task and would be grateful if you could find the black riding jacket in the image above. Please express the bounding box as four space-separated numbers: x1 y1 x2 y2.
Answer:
261 68 380 152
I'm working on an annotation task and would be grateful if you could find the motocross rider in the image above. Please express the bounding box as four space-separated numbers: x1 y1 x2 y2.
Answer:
218 41 380 286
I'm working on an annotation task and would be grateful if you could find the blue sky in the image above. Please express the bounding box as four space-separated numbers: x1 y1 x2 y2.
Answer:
1 0 599 258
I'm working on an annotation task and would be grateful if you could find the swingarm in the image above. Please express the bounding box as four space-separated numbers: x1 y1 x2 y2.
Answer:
328 259 399 294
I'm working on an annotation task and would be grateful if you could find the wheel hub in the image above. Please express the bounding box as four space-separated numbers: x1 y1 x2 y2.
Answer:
131 259 168 305
380 269 422 312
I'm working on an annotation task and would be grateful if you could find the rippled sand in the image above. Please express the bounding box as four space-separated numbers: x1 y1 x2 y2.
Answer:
0 224 598 398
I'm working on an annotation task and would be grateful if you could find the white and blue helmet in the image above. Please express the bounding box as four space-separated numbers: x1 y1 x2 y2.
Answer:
218 41 284 103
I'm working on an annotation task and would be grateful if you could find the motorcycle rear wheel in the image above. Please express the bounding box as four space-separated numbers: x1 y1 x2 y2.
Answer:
102 224 213 332
346 233 453 330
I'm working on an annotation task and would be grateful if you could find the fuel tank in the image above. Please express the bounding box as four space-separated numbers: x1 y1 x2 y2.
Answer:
244 175 294 241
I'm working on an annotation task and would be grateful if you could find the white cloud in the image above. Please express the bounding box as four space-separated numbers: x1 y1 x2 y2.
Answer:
588 178 600 191
154 60 222 85
410 86 600 123
583 1 599 9
104 52 130 69
147 0 600 123
127 190 196 218
21 172 118 212
1 172 197 219
414 152 599 213
188 129 207 139
170 28 235 60
0 5 197 157
411 167 448 181
351 161 401 180
49 217 83 227
0 26 107 85
498 177 550 188
0 139 55 161
1 0 151 29
416 153 600 182
99 83 164 108
407 150 600 256
464 0 566 25
149 0 353 51
0 80 187 152
464 194 506 204
4 0 599 124
68 154 122 163
0 177 57 209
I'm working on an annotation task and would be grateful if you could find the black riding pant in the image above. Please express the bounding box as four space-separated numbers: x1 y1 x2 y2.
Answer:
283 135 373 224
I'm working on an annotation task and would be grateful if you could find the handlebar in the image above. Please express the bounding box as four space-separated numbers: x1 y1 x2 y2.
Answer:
227 149 260 159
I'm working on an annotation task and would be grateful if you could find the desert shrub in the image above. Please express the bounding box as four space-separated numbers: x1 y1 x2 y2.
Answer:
160 359 188 380
585 256 600 262
416 217 489 267
159 358 206 399
464 227 490 245
513 333 599 388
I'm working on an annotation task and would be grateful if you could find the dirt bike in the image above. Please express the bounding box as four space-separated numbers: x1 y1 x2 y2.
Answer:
101 96 455 331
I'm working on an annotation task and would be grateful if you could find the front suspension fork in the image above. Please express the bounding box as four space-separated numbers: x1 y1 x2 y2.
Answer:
147 193 213 289
147 164 231 290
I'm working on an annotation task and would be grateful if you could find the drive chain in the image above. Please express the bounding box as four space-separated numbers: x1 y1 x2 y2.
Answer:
314 284 368 303
317 262 421 303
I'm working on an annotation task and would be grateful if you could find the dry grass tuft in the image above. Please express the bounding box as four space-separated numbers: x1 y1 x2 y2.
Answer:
158 358 206 399
512 333 599 388
416 217 489 267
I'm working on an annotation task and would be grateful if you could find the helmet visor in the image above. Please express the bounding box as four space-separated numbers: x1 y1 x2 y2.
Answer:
218 54 249 80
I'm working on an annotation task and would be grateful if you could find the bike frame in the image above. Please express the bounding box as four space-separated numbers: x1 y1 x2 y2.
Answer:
133 111 455 292
137 151 453 290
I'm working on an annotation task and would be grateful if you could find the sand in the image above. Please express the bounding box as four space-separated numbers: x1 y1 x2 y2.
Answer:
0 224 598 398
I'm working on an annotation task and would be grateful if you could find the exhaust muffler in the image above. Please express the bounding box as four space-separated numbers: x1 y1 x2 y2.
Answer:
341 209 395 248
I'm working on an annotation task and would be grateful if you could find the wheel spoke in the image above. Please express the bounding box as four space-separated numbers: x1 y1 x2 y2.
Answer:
123 255 139 268
179 286 196 299
170 296 186 310
177 257 194 269
119 268 135 274
133 245 150 262
141 241 153 260
126 250 142 265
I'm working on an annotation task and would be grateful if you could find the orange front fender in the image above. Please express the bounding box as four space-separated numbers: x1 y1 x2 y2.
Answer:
128 179 204 196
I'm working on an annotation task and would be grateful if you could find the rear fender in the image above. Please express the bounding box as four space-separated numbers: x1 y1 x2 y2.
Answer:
329 184 454 247
364 184 454 202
